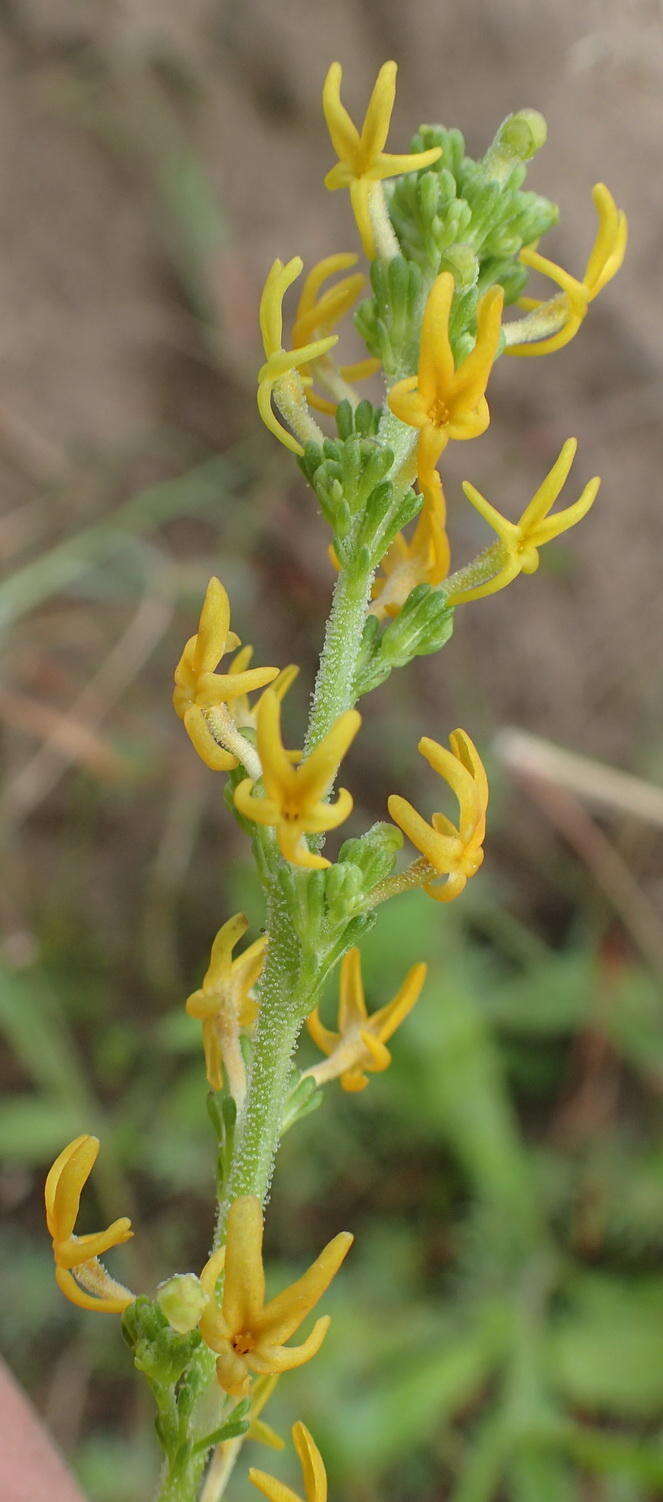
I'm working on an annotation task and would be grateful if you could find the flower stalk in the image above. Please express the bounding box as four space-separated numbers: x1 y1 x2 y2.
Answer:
43 54 626 1502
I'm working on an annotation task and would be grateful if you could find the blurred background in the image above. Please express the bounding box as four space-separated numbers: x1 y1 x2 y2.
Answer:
1 2 663 1499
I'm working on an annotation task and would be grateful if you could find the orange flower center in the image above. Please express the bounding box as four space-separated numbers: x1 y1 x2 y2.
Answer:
232 1330 255 1356
429 398 450 428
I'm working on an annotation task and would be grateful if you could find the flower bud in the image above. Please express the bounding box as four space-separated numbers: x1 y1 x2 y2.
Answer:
157 1274 207 1335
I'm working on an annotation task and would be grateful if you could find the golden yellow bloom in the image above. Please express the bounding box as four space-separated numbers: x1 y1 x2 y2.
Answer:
291 253 380 414
388 730 488 902
198 1196 352 1397
371 471 450 619
389 272 503 487
234 689 361 870
258 258 339 454
323 60 442 258
230 649 300 732
45 1135 134 1313
250 1422 327 1502
449 438 600 603
506 183 627 356
306 946 426 1092
173 578 279 771
185 913 266 1092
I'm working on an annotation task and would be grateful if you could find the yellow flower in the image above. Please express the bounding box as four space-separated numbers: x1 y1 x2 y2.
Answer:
323 60 442 258
371 470 450 619
291 253 381 414
306 945 426 1092
234 689 361 870
506 183 627 357
250 1422 327 1502
449 438 600 603
388 271 504 485
229 648 300 733
45 1135 134 1313
388 730 488 902
185 913 267 1092
173 578 279 772
258 258 339 454
198 1196 352 1396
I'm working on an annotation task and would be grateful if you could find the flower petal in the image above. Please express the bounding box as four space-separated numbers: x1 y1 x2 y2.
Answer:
55 1264 132 1314
372 961 427 1044
183 706 237 772
254 1316 331 1372
338 947 367 1033
50 1136 99 1243
359 60 397 161
256 1234 352 1344
204 913 249 989
45 1135 93 1240
306 1007 339 1057
322 63 361 164
293 1421 328 1502
295 710 361 805
223 1196 266 1334
57 1218 133 1269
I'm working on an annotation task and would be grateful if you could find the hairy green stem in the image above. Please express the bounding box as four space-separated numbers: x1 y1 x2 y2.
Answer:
365 857 437 908
446 540 507 601
303 564 374 755
209 401 421 1345
158 1462 205 1502
376 406 418 488
215 885 302 1236
303 408 417 753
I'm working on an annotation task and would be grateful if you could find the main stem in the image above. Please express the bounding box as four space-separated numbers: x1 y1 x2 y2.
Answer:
304 407 417 756
303 563 374 755
215 882 301 1237
198 412 420 1494
215 410 419 1224
217 553 377 1237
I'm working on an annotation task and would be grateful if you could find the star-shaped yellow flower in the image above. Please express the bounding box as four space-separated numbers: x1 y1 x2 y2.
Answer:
173 578 279 771
506 183 627 356
250 1422 327 1502
449 438 600 603
45 1135 134 1313
234 689 361 870
306 945 426 1092
388 729 488 902
322 60 442 258
185 913 267 1092
198 1196 352 1397
371 469 450 618
388 271 504 485
291 253 380 414
229 647 300 733
258 258 339 454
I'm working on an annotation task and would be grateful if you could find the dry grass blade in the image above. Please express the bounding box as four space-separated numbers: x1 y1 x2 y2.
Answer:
497 727 663 975
3 587 173 825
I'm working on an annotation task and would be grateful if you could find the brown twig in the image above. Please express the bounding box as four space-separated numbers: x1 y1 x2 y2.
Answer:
496 727 663 976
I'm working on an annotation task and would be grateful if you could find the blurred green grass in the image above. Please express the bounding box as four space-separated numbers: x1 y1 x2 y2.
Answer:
3 834 663 1500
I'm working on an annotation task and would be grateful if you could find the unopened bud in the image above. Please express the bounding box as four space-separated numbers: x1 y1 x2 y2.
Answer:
484 110 548 181
157 1274 207 1335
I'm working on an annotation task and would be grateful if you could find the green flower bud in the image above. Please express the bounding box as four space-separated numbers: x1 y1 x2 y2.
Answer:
495 109 547 163
157 1274 207 1335
338 822 403 890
